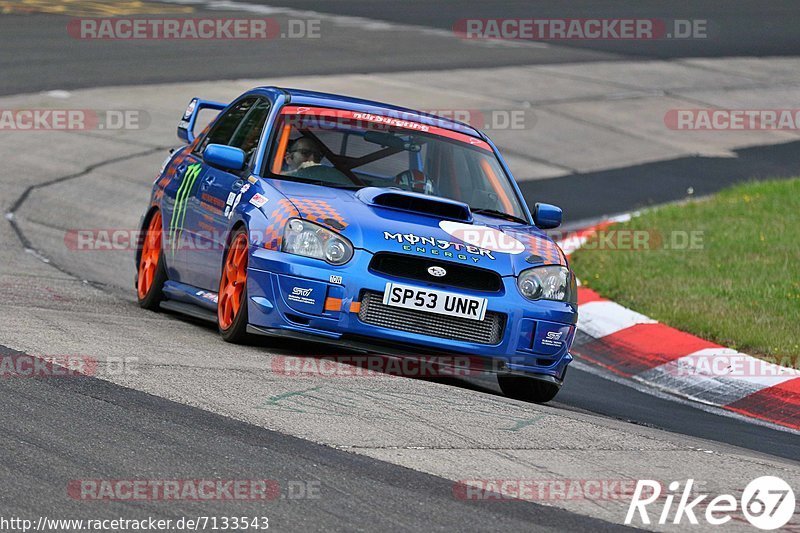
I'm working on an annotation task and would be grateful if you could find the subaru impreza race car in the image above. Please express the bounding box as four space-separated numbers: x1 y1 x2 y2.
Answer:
135 87 577 402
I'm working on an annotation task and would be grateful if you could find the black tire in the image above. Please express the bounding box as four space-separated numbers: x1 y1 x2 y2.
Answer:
498 375 560 403
218 227 250 343
137 210 168 310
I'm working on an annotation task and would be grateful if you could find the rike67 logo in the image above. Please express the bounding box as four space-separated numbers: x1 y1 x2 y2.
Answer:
626 476 795 530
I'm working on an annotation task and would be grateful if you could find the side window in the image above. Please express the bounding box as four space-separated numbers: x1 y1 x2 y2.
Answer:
229 99 271 167
196 97 257 154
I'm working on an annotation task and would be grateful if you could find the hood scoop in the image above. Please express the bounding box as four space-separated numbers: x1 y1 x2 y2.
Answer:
356 187 473 222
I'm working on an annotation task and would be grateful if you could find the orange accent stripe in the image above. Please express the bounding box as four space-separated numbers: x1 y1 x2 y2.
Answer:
271 124 292 175
349 301 361 313
446 146 461 198
479 158 513 214
324 297 342 312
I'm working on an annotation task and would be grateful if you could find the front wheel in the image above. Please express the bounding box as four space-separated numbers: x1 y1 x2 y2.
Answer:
218 228 250 343
498 375 560 403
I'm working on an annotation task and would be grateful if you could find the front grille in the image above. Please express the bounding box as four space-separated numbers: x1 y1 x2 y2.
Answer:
369 252 503 292
358 291 505 345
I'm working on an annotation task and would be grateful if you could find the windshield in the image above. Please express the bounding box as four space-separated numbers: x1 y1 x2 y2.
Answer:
265 106 527 221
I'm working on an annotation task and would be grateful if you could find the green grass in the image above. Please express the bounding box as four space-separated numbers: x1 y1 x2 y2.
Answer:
570 178 800 361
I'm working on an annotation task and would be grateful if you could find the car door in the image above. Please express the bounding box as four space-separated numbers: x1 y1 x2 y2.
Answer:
161 149 206 283
184 97 271 290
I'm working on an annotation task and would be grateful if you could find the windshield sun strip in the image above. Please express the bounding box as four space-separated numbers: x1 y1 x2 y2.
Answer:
278 105 492 152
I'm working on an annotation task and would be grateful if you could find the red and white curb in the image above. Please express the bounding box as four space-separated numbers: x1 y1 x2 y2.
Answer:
557 220 800 432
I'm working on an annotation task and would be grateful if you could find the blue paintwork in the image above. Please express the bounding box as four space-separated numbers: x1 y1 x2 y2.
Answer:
533 203 563 229
177 98 226 143
355 187 474 223
138 86 577 384
163 280 218 311
203 144 245 172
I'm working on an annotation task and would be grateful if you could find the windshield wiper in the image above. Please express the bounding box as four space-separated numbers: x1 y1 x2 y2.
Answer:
471 208 528 225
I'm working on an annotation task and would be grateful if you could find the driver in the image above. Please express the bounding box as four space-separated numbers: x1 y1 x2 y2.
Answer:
284 137 324 173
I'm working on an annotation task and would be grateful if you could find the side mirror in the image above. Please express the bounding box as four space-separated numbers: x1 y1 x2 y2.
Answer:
533 202 562 229
203 144 245 171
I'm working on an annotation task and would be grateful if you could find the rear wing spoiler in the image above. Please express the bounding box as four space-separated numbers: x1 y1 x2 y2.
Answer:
177 97 227 144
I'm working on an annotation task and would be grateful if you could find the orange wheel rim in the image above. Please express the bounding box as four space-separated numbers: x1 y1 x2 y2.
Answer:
218 233 248 330
137 211 162 299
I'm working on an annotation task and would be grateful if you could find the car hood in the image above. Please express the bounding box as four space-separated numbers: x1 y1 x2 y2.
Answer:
266 180 566 275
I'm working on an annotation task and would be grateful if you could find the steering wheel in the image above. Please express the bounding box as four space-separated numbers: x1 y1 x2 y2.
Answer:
394 170 436 195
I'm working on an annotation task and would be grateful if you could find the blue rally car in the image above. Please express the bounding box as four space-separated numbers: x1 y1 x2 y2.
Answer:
136 87 577 403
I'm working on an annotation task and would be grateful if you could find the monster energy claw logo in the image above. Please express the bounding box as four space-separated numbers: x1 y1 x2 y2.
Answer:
169 163 201 254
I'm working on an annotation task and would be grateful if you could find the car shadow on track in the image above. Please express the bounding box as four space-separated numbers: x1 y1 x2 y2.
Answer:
160 305 516 400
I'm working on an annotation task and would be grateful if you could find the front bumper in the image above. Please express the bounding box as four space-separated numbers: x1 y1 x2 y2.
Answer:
246 247 577 381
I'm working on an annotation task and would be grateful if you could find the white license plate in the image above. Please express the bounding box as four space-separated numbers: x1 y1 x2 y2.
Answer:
382 282 488 321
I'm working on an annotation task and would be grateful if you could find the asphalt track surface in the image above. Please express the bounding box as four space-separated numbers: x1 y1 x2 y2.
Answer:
558 359 800 463
0 342 629 532
2 1 800 531
5 2 800 220
5 0 800 97
0 5 613 97
245 0 800 59
524 140 800 222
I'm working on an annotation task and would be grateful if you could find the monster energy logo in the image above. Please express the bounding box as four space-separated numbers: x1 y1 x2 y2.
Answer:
169 163 202 253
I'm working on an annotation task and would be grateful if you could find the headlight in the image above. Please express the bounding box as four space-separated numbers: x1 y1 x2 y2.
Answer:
281 218 354 265
517 266 577 304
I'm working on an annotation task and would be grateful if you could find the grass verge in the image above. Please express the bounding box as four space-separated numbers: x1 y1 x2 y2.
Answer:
570 178 800 361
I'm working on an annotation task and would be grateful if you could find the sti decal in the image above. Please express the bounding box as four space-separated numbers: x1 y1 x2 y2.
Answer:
169 163 202 253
